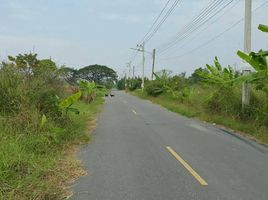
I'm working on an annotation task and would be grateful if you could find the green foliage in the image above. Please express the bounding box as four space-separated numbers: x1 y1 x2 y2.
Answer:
8 53 39 76
206 87 241 115
79 81 97 103
0 65 22 114
0 99 104 199
128 77 142 91
59 66 79 86
40 114 48 127
237 50 267 71
153 70 191 101
196 57 236 87
59 91 82 114
117 78 126 90
0 52 107 199
145 80 164 97
259 24 268 33
237 24 268 95
131 24 268 143
78 64 117 84
189 68 208 84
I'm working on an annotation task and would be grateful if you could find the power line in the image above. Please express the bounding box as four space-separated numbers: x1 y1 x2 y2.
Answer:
157 0 226 52
160 0 241 56
158 0 238 54
139 0 172 44
144 0 183 43
130 51 139 63
159 0 268 61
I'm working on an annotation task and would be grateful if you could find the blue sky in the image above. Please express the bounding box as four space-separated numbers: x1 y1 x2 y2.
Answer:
0 0 267 77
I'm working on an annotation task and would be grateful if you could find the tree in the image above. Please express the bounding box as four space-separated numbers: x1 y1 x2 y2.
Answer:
78 65 117 84
8 53 39 77
38 59 57 73
189 68 208 84
59 67 79 86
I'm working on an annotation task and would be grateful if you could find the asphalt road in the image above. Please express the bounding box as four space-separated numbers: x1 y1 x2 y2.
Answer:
71 91 268 200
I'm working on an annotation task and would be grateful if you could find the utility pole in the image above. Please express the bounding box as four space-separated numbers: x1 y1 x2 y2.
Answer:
124 71 127 90
128 63 132 79
141 42 145 90
151 49 156 80
132 65 135 79
242 0 252 109
131 42 153 91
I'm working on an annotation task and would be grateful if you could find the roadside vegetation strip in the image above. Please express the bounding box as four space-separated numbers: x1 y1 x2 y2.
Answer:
120 24 268 145
125 25 268 144
131 89 268 145
0 53 108 200
166 146 208 186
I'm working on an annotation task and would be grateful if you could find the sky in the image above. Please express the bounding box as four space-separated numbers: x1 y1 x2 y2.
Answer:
0 0 267 77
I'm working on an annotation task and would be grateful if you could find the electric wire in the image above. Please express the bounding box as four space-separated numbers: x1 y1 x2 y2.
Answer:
143 0 183 44
138 0 172 44
159 0 268 61
157 0 226 52
160 0 241 56
158 0 237 54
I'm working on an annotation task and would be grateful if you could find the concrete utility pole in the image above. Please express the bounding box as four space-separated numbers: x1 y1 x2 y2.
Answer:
242 0 252 109
132 65 135 79
141 42 145 90
124 71 127 90
128 63 132 79
131 42 154 91
151 49 156 80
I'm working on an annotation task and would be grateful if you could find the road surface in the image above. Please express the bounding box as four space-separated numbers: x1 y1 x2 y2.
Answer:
71 91 268 200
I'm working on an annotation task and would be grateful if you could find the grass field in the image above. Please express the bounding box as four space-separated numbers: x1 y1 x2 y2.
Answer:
0 97 104 200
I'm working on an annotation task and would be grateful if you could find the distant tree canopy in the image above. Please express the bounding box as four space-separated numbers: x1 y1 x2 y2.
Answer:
78 65 117 83
59 67 79 86
60 64 118 86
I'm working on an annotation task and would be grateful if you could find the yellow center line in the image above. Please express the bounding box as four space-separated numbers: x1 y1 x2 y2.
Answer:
132 109 137 115
166 146 208 186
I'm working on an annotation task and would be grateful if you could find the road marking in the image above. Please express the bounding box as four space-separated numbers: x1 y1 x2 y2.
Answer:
132 109 137 115
166 146 208 186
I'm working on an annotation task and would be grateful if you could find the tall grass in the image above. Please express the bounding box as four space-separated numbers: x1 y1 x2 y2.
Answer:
0 98 104 200
0 54 105 199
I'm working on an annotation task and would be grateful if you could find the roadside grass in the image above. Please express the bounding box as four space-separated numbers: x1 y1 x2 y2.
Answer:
131 89 268 144
0 97 104 200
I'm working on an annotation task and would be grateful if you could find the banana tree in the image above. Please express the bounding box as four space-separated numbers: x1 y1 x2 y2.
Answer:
79 81 97 104
237 24 268 95
196 57 237 87
59 91 82 114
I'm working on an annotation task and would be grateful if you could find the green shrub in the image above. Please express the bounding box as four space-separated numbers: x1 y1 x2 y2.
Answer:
0 65 23 115
145 81 164 97
31 90 61 118
206 87 241 116
240 89 268 126
117 78 125 90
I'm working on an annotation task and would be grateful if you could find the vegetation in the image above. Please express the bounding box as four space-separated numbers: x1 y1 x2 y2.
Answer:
129 24 268 144
60 64 117 90
0 53 111 199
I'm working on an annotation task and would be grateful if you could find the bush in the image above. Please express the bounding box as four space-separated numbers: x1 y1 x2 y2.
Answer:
145 81 164 97
206 87 241 116
239 89 268 126
117 78 125 90
0 65 23 115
